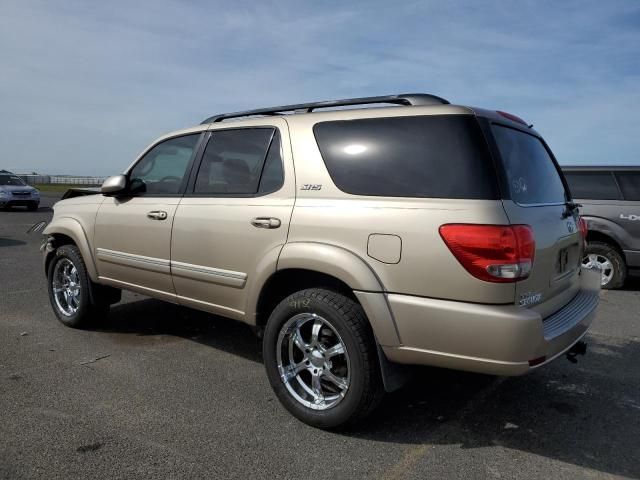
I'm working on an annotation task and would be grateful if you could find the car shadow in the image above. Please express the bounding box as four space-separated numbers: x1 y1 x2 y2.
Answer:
98 297 639 478
0 237 27 247
621 276 640 292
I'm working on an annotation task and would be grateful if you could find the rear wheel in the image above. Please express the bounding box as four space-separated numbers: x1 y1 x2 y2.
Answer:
263 288 383 429
582 241 626 289
47 245 116 328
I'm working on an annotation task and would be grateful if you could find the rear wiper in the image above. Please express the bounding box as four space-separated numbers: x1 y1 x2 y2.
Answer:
561 201 582 219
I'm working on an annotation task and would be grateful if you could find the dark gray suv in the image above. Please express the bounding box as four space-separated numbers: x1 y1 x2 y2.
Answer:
563 166 640 289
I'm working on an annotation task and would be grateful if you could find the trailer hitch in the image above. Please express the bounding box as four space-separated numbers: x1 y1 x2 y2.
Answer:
566 340 587 364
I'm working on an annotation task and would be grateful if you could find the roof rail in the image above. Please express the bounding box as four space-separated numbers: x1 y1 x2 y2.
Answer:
200 93 450 124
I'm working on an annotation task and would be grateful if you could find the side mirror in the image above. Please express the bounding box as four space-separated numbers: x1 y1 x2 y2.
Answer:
101 175 127 195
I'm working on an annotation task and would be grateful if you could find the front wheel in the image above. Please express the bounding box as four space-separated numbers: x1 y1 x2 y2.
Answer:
582 241 626 289
47 245 111 328
263 288 383 428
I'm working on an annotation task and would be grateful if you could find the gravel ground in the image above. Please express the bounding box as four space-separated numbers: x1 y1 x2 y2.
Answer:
1 193 639 479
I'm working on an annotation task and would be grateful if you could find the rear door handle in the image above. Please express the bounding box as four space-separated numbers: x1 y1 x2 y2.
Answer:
147 210 168 220
251 217 281 229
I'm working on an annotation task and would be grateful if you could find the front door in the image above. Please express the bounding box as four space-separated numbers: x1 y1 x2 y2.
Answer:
170 121 294 320
94 133 202 301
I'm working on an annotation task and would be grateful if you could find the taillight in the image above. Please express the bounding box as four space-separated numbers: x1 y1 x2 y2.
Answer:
578 217 588 239
578 217 588 248
439 224 535 283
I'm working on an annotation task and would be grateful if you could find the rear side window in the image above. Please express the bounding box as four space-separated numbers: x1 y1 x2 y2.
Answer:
492 125 566 205
313 115 498 199
194 128 278 195
564 172 622 200
615 173 640 201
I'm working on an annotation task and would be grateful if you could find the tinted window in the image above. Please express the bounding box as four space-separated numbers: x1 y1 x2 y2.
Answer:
194 128 275 195
615 173 640 201
129 134 200 195
313 115 498 199
564 172 622 200
258 131 284 194
492 125 566 204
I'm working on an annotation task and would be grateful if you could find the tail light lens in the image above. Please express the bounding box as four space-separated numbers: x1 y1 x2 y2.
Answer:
578 217 588 240
439 224 535 283
578 216 588 249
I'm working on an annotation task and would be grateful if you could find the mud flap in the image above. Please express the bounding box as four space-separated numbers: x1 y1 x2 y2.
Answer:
377 343 413 392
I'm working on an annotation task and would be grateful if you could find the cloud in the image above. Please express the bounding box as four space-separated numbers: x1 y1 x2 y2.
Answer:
0 0 638 174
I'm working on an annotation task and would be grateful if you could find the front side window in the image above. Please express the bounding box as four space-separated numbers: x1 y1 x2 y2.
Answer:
564 172 622 200
129 134 200 195
492 125 566 204
194 128 280 195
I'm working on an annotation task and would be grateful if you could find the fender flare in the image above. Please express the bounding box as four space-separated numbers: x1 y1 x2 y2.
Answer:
277 241 384 292
43 216 99 281
276 241 401 348
583 215 630 250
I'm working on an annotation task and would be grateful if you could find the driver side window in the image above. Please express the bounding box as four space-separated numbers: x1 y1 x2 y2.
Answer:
129 134 200 195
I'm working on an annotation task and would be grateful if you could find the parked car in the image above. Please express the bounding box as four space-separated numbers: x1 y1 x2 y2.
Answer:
42 94 600 428
0 172 40 210
562 166 640 289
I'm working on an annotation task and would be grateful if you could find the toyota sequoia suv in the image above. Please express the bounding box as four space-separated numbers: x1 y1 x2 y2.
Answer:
42 94 600 428
562 166 640 289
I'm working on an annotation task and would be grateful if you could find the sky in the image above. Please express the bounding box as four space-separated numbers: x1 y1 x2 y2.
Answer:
1 0 639 176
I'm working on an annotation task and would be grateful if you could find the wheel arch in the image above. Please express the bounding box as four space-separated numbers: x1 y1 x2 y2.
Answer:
43 217 99 281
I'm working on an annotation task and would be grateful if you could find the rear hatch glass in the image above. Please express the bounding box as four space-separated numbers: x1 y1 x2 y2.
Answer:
492 124 582 316
492 125 566 205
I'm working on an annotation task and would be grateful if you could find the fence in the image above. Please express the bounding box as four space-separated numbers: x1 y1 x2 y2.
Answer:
17 175 107 186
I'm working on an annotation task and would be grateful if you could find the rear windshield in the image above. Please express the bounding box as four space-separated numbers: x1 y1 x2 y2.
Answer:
492 125 566 204
313 115 498 199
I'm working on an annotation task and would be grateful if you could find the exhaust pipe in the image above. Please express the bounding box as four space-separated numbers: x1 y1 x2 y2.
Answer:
566 340 587 364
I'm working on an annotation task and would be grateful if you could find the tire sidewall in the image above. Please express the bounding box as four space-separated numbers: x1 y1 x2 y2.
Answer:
263 291 369 428
47 246 92 327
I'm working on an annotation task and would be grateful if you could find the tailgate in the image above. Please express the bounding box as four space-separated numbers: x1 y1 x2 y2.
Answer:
491 123 583 317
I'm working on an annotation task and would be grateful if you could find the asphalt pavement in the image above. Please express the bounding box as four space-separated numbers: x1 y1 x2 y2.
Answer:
1 193 639 479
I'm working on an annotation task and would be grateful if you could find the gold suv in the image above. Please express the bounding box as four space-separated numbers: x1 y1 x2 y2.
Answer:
43 94 600 428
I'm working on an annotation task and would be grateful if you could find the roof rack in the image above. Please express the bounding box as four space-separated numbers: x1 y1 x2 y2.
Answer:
201 93 450 124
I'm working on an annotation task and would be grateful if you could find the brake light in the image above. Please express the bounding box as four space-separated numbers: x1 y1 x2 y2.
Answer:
439 224 535 283
496 110 528 126
578 216 588 249
578 217 588 239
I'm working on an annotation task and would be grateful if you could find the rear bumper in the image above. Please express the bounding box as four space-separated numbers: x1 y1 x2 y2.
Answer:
381 267 601 376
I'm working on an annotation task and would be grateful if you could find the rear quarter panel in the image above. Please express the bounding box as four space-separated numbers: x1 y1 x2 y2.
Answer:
286 111 515 304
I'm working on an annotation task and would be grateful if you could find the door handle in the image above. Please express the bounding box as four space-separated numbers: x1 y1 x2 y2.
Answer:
251 217 281 229
147 210 168 220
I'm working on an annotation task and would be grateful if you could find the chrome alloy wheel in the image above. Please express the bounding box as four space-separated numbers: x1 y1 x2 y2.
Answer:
277 313 350 411
52 258 82 316
582 254 614 286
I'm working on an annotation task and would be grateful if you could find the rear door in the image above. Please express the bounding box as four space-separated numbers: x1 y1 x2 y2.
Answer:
170 120 294 320
614 172 640 244
490 123 582 317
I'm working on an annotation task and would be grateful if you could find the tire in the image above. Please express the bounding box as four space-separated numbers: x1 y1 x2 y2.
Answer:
27 203 38 211
263 288 383 428
47 245 112 328
583 241 626 290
